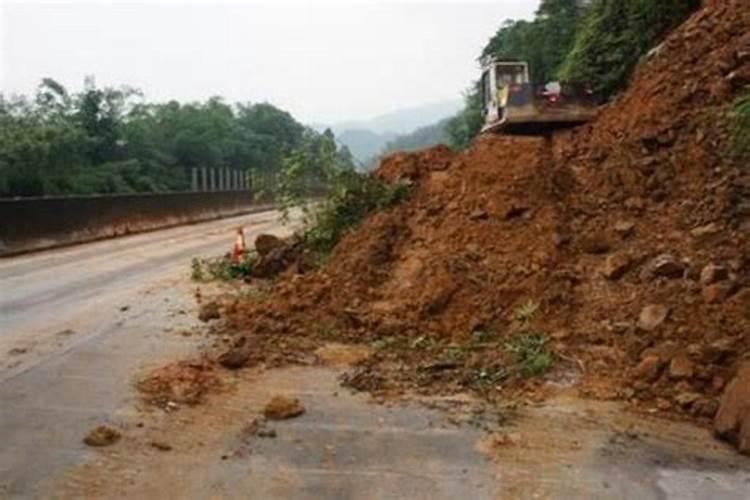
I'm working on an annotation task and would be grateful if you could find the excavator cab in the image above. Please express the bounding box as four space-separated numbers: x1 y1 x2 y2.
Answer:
480 57 598 135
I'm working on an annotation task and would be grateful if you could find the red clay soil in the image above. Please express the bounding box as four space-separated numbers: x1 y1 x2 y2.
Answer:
222 0 749 434
137 359 223 407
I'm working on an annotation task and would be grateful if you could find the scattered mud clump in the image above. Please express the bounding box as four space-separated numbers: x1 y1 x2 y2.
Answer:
198 301 221 322
83 425 121 447
315 343 371 367
263 396 306 420
217 348 250 370
136 360 222 407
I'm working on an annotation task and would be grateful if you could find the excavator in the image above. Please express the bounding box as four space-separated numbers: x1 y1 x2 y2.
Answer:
480 57 599 135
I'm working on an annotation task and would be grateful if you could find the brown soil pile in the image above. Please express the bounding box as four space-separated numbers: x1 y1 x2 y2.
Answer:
136 360 223 407
222 0 749 434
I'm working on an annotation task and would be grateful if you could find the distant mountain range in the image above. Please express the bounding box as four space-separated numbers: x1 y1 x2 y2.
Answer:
311 99 462 165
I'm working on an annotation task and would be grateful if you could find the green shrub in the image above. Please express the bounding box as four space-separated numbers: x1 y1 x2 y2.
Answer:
505 333 553 377
302 170 409 254
505 300 553 377
733 93 750 159
190 252 256 282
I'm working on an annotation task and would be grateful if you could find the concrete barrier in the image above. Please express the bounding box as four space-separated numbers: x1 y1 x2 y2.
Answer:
0 191 275 256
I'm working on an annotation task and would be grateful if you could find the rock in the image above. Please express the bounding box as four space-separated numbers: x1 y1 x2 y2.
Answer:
703 338 736 364
693 398 720 418
254 234 285 257
614 221 635 237
641 341 679 362
198 301 220 322
690 223 721 240
601 252 632 280
649 254 686 279
552 230 571 247
151 441 172 451
700 264 729 285
504 205 529 220
713 376 727 392
550 329 571 340
675 392 701 408
580 234 611 255
656 398 672 411
702 283 736 304
469 209 489 221
668 356 695 380
714 361 750 454
263 396 306 420
257 428 277 438
624 196 645 211
633 355 664 381
217 349 250 370
84 425 121 447
637 304 670 331
252 245 298 278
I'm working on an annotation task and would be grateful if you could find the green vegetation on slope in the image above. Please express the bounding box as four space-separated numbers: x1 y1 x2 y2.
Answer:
279 127 409 255
558 0 701 97
733 94 750 159
0 78 351 197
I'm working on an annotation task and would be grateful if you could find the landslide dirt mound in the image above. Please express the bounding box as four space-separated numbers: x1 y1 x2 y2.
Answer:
223 0 749 432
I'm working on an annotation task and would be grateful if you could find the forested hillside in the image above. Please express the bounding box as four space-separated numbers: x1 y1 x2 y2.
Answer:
446 0 701 149
375 118 451 163
0 78 351 197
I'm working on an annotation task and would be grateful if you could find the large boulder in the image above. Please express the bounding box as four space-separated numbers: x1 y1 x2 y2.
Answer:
254 234 286 257
714 360 750 454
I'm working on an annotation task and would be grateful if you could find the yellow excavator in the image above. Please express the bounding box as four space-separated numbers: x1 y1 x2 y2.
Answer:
480 58 599 135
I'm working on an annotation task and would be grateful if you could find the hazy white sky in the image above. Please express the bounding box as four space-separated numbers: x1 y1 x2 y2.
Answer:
0 0 536 123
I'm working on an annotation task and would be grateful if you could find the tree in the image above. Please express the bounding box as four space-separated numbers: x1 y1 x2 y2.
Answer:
481 0 583 84
558 0 700 97
0 79 335 198
445 84 483 150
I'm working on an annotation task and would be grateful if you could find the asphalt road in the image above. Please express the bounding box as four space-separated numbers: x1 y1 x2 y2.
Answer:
0 209 291 498
0 210 285 379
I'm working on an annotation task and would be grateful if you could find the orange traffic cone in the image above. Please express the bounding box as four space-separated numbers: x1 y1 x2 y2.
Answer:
231 227 246 263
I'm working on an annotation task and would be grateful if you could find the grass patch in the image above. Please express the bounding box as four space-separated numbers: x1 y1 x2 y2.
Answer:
317 322 340 340
732 93 750 160
471 329 497 344
505 300 554 378
505 333 553 377
190 253 256 282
